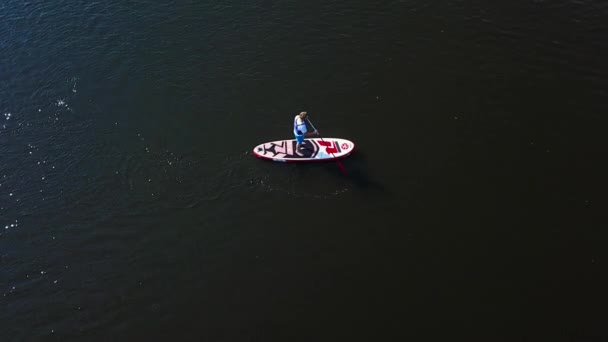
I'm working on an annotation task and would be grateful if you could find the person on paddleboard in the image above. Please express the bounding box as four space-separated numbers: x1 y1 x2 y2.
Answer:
293 111 318 151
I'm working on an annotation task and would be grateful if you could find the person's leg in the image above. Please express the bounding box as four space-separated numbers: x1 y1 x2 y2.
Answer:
296 134 304 150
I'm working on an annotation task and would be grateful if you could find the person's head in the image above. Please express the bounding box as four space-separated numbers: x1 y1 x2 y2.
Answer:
299 111 307 119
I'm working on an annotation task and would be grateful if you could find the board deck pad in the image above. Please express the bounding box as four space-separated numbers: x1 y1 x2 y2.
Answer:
253 138 354 162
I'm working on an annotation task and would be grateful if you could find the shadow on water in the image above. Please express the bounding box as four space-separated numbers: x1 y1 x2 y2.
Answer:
325 151 391 197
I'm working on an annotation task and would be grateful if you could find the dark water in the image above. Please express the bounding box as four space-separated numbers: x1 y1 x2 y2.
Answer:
1 0 607 340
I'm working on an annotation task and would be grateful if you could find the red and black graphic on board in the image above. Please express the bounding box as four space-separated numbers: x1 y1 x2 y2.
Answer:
255 139 321 159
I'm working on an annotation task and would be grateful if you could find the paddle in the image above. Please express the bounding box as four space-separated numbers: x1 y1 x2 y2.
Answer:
306 117 346 174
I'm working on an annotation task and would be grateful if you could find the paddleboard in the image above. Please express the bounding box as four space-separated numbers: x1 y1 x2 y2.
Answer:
252 138 355 162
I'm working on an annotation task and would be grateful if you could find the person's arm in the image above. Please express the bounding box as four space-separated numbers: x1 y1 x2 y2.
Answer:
304 120 318 136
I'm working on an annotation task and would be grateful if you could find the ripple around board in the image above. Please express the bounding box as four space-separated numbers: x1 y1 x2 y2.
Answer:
240 153 352 199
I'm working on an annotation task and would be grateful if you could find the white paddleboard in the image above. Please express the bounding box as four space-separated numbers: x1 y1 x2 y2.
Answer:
252 138 355 162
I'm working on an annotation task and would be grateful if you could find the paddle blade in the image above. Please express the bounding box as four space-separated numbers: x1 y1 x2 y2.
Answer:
336 160 346 174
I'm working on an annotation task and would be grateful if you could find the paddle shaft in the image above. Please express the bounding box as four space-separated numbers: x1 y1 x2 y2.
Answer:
306 118 346 173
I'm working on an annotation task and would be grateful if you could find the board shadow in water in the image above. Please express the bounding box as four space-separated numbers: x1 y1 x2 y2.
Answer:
323 151 391 197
